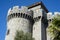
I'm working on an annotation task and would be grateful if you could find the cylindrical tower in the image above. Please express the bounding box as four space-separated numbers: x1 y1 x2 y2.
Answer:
5 6 33 40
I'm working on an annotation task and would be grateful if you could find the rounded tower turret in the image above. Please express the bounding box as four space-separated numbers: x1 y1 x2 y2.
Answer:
5 6 33 40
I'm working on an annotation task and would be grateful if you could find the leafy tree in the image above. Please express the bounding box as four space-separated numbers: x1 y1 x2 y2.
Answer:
47 15 60 40
14 30 34 40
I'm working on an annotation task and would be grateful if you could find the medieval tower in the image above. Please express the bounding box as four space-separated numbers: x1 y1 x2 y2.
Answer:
5 2 49 40
5 6 34 40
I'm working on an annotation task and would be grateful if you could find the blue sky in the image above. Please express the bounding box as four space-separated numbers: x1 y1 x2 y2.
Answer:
0 0 60 40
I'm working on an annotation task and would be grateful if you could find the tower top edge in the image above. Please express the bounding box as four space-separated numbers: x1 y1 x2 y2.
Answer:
7 6 33 17
7 6 28 15
28 1 49 13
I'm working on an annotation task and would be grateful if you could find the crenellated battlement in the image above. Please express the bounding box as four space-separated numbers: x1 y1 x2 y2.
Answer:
7 6 60 22
7 6 34 22
47 12 60 20
7 6 33 17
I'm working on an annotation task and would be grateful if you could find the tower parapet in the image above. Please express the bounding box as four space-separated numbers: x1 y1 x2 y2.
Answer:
7 6 34 22
8 6 33 16
47 12 60 21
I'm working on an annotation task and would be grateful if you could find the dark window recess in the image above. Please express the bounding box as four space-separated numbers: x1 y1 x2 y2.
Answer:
25 14 27 19
23 14 25 18
49 19 51 22
26 14 27 17
38 16 41 19
16 13 17 17
7 29 10 35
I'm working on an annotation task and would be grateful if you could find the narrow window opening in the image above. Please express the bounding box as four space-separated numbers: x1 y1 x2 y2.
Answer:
7 29 10 35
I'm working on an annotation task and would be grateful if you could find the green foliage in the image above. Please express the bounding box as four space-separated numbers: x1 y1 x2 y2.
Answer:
47 15 60 40
53 32 60 40
14 30 34 40
52 17 60 27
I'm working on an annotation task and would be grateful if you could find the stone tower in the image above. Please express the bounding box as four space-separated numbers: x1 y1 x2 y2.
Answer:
5 6 34 40
5 2 49 40
28 2 48 40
